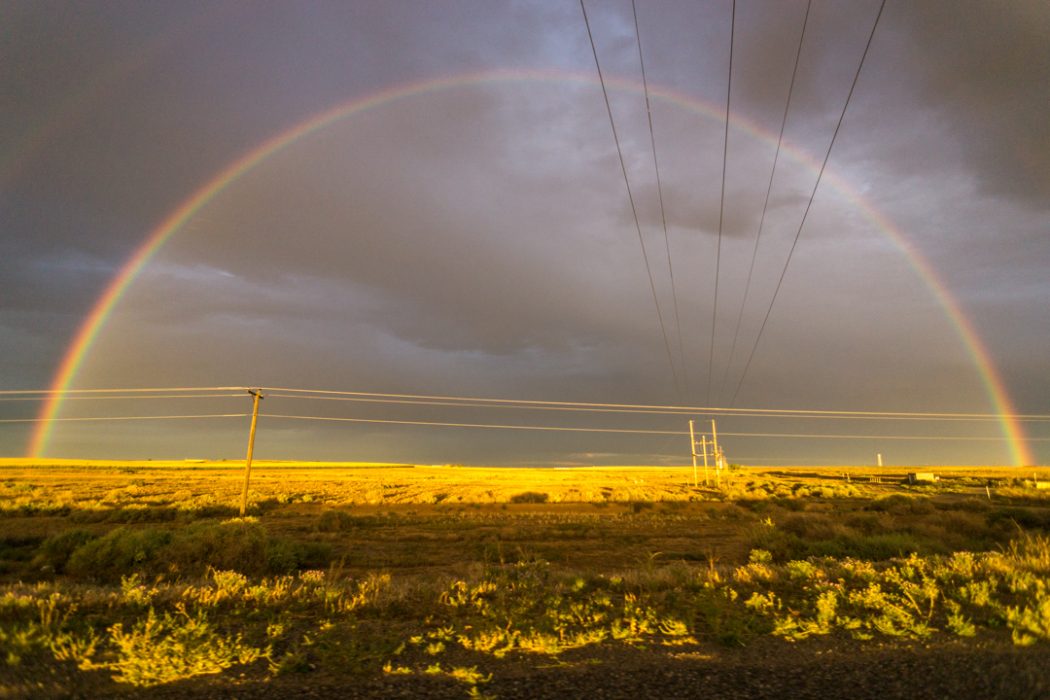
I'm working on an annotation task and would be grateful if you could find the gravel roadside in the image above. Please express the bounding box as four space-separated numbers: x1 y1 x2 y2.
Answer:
116 636 1049 700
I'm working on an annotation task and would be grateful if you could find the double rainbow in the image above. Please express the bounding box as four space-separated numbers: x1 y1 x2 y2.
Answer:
28 69 1033 464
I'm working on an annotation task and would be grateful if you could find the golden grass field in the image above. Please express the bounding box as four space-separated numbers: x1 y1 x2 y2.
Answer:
1 461 1049 698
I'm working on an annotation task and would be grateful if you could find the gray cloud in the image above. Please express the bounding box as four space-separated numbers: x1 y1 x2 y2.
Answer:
887 1 1050 205
2 1 1047 465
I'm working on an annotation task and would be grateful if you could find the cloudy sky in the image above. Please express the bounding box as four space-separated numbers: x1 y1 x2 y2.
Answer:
2 0 1047 466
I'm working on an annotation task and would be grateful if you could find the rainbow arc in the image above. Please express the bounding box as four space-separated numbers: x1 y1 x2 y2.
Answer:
28 69 1033 465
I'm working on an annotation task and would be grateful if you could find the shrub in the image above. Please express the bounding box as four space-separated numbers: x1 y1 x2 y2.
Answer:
66 527 172 581
868 495 934 515
108 607 266 686
35 529 98 573
162 520 270 577
510 492 549 504
64 519 330 581
779 513 840 540
989 507 1050 530
317 510 355 532
818 532 926 561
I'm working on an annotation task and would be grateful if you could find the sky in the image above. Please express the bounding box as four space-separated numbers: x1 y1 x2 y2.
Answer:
2 0 1048 466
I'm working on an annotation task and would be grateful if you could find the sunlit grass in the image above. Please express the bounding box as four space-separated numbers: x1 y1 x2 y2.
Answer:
0 462 1047 695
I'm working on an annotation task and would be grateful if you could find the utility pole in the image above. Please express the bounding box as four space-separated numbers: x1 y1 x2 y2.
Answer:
689 420 699 488
711 419 721 486
701 435 709 486
710 419 720 466
240 389 264 517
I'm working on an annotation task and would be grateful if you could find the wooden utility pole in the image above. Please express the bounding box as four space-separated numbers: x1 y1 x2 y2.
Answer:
240 389 264 517
689 420 698 488
701 435 709 486
711 418 722 486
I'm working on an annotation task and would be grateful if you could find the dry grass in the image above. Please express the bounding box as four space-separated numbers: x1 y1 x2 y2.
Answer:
1 461 1048 697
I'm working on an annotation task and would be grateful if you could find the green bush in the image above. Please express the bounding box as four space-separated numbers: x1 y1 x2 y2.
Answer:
510 492 549 504
750 519 930 562
779 513 840 540
989 506 1050 530
162 520 271 577
64 519 330 581
317 509 355 532
67 527 172 581
867 494 934 515
814 532 927 561
35 529 98 573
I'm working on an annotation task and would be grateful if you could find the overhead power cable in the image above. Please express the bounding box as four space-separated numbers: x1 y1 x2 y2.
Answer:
708 0 736 405
717 431 1048 442
632 0 689 394
258 413 1045 442
263 413 682 436
6 385 1045 420
262 387 1050 420
729 0 887 406
0 393 245 402
0 413 247 424
263 392 1050 423
719 0 811 399
0 386 247 395
580 0 683 397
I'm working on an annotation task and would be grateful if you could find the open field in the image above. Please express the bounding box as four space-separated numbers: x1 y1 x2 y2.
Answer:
2 462 1049 698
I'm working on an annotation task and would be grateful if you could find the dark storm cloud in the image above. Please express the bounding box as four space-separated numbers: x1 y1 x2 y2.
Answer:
142 83 685 349
2 1 1048 464
893 1 1050 205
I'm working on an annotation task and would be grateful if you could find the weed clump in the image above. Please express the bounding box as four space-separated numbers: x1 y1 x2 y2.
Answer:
108 607 267 686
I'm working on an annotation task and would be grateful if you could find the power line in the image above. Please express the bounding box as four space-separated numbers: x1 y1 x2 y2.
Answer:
729 0 887 406
718 431 1050 442
262 413 682 436
720 0 811 399
0 386 247 395
579 0 683 397
632 0 688 394
5 383 1043 421
263 392 1050 423
257 413 1047 442
708 0 736 405
264 386 1050 420
0 393 245 402
9 404 1039 440
0 413 247 424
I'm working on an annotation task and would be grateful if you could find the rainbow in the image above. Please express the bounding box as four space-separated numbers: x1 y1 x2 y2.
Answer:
28 68 1034 464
